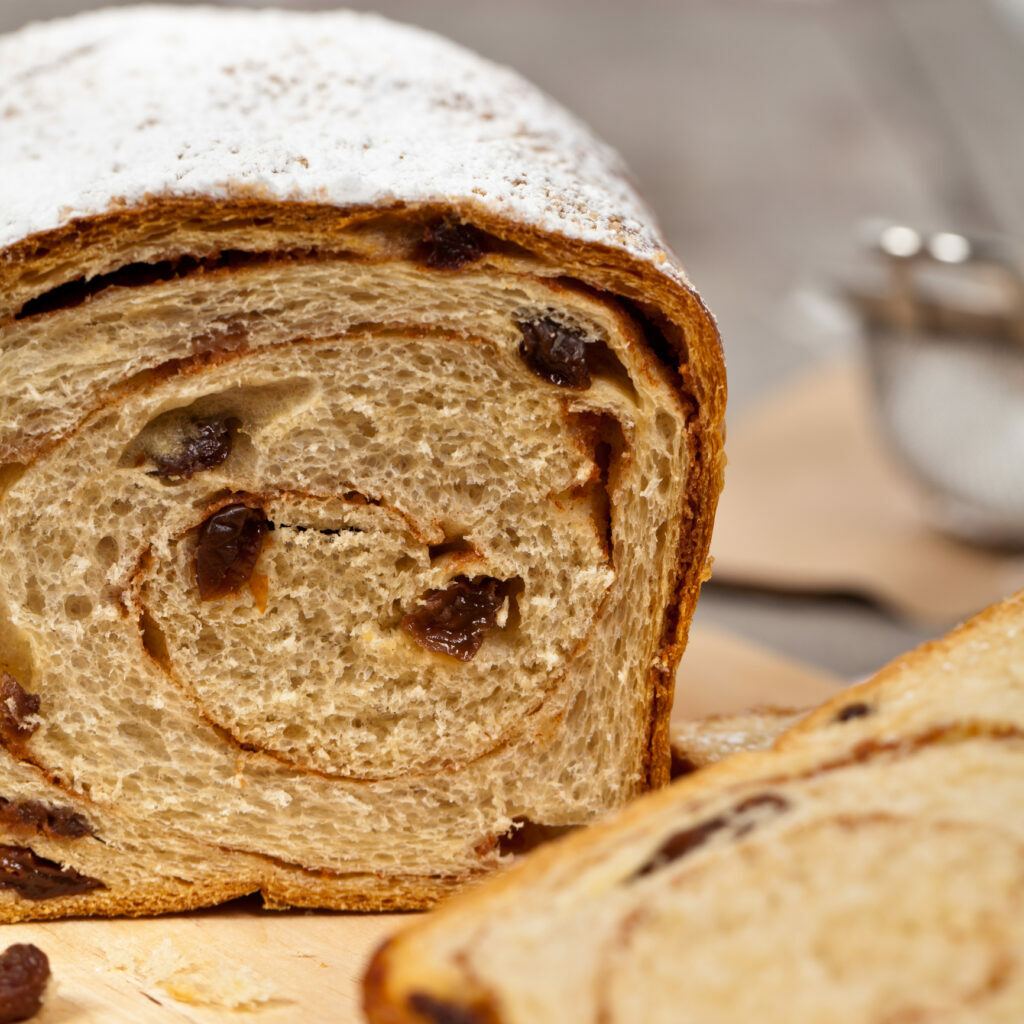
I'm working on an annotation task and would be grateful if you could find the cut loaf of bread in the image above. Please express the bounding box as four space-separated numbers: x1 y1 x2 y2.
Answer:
0 7 724 920
366 589 1024 1024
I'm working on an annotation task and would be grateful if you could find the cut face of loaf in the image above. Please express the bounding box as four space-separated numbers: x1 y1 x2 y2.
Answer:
366 589 1024 1024
0 7 724 919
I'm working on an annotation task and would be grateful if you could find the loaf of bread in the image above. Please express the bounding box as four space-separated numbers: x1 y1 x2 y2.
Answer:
0 7 724 920
670 706 805 776
365 589 1024 1023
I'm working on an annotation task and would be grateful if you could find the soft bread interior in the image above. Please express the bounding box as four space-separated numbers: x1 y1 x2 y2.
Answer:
367 591 1024 1024
373 737 1024 1024
0 211 694 914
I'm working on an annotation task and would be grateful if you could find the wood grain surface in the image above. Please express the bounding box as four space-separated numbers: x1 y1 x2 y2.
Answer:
710 363 1024 623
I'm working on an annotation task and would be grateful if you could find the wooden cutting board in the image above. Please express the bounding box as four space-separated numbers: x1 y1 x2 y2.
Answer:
4 627 840 1024
711 363 1024 624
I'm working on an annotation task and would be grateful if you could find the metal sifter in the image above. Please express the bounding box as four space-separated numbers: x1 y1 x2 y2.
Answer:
847 223 1024 548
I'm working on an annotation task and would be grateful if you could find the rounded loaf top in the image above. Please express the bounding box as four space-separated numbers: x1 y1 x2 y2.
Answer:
0 3 679 278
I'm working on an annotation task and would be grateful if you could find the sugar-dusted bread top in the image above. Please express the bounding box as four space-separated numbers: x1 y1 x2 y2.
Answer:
0 4 677 276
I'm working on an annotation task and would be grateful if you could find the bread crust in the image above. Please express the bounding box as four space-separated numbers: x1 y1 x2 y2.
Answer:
0 7 724 919
781 589 1024 744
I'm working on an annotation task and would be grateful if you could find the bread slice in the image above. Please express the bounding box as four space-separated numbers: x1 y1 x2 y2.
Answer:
0 7 724 920
669 706 805 776
365 589 1024 1024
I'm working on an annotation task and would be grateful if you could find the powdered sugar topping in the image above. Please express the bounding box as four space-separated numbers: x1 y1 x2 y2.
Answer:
0 5 681 282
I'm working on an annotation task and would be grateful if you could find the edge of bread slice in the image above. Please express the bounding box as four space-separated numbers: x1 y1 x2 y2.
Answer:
669 706 806 776
364 589 1024 1024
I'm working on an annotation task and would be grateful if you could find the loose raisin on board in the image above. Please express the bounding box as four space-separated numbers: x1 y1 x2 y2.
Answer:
0 676 39 750
0 846 104 901
0 944 50 1024
517 317 592 389
150 416 239 480
194 504 268 600
402 576 509 661
419 218 487 270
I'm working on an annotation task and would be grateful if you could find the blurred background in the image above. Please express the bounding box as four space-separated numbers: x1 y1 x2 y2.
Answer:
4 0 1024 683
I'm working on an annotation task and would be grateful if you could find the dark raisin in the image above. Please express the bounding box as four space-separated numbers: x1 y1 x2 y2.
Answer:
150 416 239 479
408 993 490 1024
194 504 267 601
418 218 487 270
0 798 93 840
0 944 50 1024
0 845 104 901
631 816 729 879
517 317 592 389
402 576 509 661
630 792 791 881
733 792 790 815
0 675 39 750
835 702 872 723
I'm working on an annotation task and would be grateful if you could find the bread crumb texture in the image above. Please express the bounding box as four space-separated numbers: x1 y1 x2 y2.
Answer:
366 590 1024 1024
0 7 724 918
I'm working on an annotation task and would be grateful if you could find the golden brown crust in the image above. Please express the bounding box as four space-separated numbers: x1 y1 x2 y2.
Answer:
0 871 464 924
781 589 1024 743
364 937 506 1024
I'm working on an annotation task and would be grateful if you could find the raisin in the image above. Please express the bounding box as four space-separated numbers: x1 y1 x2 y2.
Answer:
517 317 592 389
418 218 487 270
408 993 492 1024
0 675 39 751
150 416 239 479
630 792 791 881
835 701 872 723
402 576 509 661
0 944 49 1024
194 505 267 601
0 845 104 901
631 816 729 879
733 792 790 815
0 798 93 840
